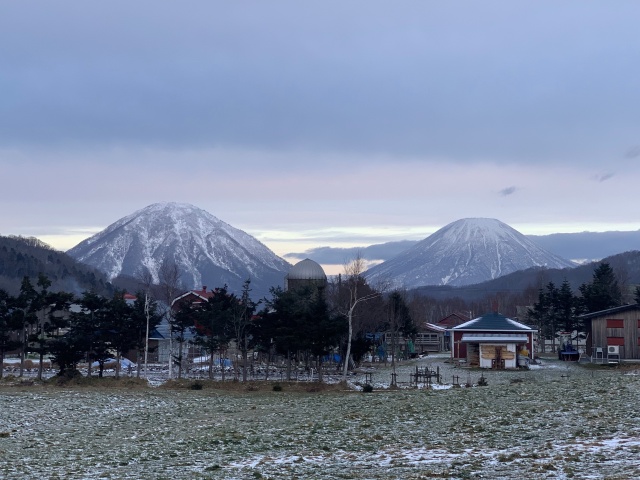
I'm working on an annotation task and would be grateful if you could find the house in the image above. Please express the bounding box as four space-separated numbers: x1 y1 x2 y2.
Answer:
449 312 536 369
579 304 640 362
436 312 471 329
171 286 214 307
414 323 447 353
149 286 214 364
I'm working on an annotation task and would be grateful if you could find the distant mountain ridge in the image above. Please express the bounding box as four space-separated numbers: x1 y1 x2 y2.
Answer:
410 250 640 303
285 230 640 266
527 230 640 262
0 235 113 296
365 218 576 288
67 203 291 299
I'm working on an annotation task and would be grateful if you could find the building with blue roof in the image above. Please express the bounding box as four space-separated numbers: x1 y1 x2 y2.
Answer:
450 312 536 369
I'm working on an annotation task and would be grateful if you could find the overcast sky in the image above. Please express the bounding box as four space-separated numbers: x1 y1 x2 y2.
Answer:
1 1 639 272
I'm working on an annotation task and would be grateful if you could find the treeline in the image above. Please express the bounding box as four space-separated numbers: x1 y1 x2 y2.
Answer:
527 263 640 350
406 255 640 330
1 264 420 383
0 273 162 380
171 273 417 383
0 236 113 296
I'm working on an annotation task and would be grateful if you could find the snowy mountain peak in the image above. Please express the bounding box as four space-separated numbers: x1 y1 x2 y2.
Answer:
67 203 291 298
365 218 576 288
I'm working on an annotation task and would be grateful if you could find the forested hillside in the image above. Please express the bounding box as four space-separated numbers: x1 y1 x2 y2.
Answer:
407 251 640 322
0 236 113 296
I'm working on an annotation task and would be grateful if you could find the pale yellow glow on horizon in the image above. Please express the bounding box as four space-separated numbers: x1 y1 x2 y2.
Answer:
39 221 640 256
36 234 94 252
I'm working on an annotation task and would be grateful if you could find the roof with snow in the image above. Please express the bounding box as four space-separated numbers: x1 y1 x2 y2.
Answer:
171 287 215 306
423 323 447 333
578 303 640 320
451 312 536 332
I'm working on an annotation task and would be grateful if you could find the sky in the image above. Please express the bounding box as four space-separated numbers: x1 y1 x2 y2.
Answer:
1 1 640 274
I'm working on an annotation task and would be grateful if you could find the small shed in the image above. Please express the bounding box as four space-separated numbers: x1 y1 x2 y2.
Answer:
450 312 536 369
579 304 640 361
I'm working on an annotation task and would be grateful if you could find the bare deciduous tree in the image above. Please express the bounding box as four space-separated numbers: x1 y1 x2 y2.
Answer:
340 254 380 381
136 269 154 378
158 259 183 379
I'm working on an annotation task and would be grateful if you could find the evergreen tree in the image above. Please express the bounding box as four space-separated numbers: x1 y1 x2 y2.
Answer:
27 274 52 380
103 292 136 379
579 263 622 314
528 282 570 352
557 279 578 333
193 286 234 379
256 285 345 382
303 286 345 382
256 286 306 381
13 276 38 377
0 289 21 379
171 300 197 379
28 279 74 380
73 291 110 377
48 293 86 378
229 280 258 382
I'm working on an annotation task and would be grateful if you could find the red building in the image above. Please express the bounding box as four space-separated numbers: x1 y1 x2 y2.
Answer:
450 312 536 368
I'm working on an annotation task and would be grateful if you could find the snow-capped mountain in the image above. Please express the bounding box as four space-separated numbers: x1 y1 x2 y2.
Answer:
365 218 576 288
67 202 291 298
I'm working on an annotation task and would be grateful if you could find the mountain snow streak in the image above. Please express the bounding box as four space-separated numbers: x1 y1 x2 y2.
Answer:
365 218 576 288
67 203 291 298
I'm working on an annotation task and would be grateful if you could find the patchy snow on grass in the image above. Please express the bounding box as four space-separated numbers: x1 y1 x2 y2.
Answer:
1 357 639 479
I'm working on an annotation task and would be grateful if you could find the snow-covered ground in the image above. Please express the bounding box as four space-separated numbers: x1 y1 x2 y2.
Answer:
1 355 639 479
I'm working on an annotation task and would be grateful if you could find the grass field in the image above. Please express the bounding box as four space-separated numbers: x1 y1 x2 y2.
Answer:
1 357 639 479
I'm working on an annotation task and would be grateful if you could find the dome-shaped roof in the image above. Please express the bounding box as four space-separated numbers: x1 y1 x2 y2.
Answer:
286 258 326 280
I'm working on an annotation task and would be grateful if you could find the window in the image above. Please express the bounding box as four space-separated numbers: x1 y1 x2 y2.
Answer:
607 319 624 328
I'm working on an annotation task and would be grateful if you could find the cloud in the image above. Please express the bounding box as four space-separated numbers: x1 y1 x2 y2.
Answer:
593 172 615 182
3 1 640 257
1 2 639 167
625 146 640 158
283 241 418 265
499 186 518 196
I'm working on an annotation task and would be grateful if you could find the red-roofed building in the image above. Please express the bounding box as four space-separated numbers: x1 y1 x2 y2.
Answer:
436 312 471 329
171 286 215 309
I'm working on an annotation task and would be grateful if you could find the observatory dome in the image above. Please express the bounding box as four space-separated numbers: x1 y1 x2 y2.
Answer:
285 259 327 291
286 258 327 280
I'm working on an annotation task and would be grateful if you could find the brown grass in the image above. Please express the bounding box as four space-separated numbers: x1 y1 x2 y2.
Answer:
159 378 349 393
47 374 150 389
